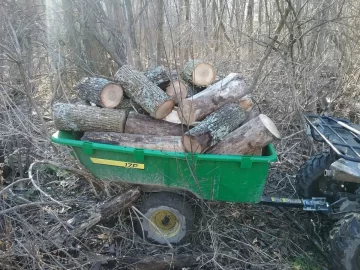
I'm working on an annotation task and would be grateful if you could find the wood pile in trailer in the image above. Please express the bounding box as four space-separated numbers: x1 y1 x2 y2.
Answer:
53 60 280 155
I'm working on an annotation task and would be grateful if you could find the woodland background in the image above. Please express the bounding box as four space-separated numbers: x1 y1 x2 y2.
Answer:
0 0 360 269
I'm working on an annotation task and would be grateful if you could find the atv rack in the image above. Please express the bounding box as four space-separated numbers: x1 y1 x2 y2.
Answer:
304 114 360 162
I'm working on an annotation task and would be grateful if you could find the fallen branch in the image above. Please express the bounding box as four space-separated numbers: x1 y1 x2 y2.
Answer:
0 201 68 215
69 188 140 237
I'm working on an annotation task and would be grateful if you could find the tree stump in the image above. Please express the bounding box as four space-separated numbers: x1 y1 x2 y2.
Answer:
53 103 127 132
115 65 175 119
183 59 216 87
74 77 123 108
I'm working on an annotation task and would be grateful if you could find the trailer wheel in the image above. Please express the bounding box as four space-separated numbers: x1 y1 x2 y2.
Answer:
296 152 336 200
329 213 360 270
135 192 194 245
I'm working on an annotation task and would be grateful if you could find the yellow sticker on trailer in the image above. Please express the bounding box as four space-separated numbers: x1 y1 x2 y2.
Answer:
90 158 145 170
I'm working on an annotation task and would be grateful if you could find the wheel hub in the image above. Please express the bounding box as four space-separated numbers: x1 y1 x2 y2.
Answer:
150 209 180 237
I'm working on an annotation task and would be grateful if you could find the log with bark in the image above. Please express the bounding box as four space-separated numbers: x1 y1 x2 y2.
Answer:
53 103 127 132
115 97 145 113
182 102 251 153
178 73 250 125
125 111 187 136
187 85 205 98
82 132 184 152
208 114 281 155
144 66 170 88
115 65 175 119
74 77 124 108
165 79 188 104
67 188 140 237
144 67 188 104
163 109 182 124
183 59 216 87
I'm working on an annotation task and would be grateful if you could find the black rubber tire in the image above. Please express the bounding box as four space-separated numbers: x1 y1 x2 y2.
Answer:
135 192 194 245
296 152 336 199
329 213 360 270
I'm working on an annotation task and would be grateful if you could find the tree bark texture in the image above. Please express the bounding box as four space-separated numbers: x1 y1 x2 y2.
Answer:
125 111 187 136
53 103 127 132
74 77 123 108
115 98 145 114
115 65 175 119
208 114 281 155
144 66 170 88
178 73 250 125
82 132 184 152
182 103 247 153
182 59 216 87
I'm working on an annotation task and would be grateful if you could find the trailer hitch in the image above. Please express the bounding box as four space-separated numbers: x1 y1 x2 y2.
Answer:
260 196 329 212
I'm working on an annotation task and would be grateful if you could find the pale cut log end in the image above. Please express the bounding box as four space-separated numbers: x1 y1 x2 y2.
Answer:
182 135 202 153
193 63 216 86
100 84 124 108
177 99 196 125
165 80 188 103
164 109 182 124
259 114 281 140
239 95 254 111
155 100 175 119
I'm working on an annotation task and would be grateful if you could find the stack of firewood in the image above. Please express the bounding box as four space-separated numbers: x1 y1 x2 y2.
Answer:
53 60 281 155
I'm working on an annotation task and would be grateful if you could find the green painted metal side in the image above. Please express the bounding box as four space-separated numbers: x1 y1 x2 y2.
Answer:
51 131 278 203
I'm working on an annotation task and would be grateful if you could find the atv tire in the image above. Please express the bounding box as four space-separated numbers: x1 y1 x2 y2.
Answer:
296 152 336 199
329 213 360 270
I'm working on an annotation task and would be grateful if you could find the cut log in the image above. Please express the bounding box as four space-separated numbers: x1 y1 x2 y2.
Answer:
53 103 127 132
239 94 254 111
183 59 216 87
250 148 263 156
125 111 186 136
178 73 250 125
144 66 170 88
115 98 145 113
182 103 248 153
245 108 260 123
82 132 184 152
163 109 182 124
74 77 123 108
208 114 281 155
187 84 205 98
165 79 188 104
115 65 175 119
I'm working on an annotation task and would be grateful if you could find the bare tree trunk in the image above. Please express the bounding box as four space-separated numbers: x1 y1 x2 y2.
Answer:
249 5 291 92
246 0 254 56
258 0 263 35
184 0 191 62
156 0 165 66
124 0 142 69
200 0 208 40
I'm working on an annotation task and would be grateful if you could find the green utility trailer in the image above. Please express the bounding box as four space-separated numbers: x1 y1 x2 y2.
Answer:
51 130 277 203
52 114 360 270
